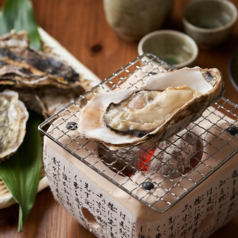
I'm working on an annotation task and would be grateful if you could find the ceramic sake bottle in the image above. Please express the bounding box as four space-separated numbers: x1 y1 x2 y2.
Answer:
103 0 174 41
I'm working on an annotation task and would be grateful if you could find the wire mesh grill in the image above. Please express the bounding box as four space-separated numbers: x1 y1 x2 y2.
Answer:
39 53 238 213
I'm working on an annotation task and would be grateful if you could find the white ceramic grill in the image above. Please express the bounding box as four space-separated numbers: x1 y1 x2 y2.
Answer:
39 54 238 238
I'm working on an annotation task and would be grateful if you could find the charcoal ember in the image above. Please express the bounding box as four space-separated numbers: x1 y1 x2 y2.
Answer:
148 130 198 178
98 146 140 176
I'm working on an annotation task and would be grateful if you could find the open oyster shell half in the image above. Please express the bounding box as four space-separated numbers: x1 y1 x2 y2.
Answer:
78 67 225 150
0 90 28 161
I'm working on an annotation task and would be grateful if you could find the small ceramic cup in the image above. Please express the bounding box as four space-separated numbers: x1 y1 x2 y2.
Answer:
138 30 198 68
182 0 237 50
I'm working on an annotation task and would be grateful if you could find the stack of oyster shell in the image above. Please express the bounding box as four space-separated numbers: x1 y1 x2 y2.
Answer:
0 30 91 163
78 66 225 177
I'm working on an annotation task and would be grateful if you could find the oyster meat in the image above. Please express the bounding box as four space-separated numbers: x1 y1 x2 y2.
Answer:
78 67 225 149
0 90 28 162
0 30 90 118
105 86 201 136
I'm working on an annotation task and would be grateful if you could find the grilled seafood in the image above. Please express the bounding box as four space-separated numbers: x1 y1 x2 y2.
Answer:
78 67 225 150
0 30 89 117
0 90 28 162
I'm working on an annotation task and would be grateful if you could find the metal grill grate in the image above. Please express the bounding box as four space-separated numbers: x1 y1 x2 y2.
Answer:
39 53 238 213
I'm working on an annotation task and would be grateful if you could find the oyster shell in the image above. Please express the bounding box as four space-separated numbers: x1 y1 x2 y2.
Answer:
0 90 28 161
0 30 89 118
78 67 225 149
0 30 79 87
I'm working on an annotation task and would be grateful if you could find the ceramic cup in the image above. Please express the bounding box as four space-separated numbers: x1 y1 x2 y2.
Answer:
182 0 237 50
138 30 198 68
103 0 174 41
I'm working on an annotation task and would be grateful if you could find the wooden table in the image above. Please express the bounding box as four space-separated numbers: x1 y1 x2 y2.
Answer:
0 0 238 237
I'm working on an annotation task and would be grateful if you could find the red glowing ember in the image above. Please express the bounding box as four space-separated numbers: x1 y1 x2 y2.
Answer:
138 147 157 171
138 139 203 176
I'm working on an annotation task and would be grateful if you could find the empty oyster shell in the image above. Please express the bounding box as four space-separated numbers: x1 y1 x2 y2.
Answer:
78 67 225 150
0 90 28 161
0 30 89 118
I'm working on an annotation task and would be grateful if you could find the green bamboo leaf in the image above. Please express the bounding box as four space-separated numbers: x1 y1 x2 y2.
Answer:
0 111 43 232
0 0 41 50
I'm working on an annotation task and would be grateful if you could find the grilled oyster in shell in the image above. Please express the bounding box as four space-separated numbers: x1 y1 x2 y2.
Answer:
0 30 79 87
0 90 28 161
0 30 89 118
78 67 225 150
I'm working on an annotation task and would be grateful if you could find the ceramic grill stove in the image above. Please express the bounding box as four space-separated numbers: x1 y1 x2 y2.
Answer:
39 54 238 238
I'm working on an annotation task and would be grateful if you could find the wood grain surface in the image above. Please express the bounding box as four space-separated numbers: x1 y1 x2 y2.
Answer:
0 0 238 237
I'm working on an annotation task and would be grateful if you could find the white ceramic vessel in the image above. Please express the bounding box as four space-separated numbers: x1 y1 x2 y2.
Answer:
42 59 238 238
